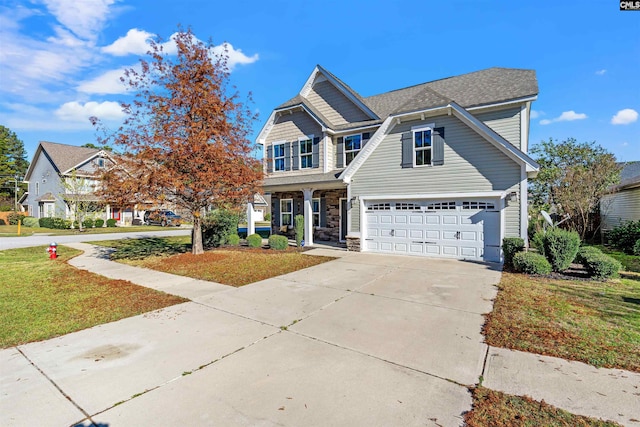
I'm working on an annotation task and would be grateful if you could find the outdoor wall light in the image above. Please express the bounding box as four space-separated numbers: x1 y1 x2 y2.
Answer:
508 191 519 202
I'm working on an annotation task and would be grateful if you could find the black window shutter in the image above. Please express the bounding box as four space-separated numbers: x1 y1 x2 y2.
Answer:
433 127 445 166
401 131 414 168
272 197 280 227
312 137 320 168
295 199 303 216
292 141 299 170
320 197 327 227
336 137 344 168
362 132 371 148
266 145 273 173
284 142 291 171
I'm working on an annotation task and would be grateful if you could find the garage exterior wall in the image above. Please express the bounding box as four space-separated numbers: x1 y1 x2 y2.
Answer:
349 113 522 237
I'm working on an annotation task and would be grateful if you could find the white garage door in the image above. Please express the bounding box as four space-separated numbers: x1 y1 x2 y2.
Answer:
364 200 501 262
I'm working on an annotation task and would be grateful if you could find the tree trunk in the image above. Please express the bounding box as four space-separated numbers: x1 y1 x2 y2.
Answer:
192 210 203 254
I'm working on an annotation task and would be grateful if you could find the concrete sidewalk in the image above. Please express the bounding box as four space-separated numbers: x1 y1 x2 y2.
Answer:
1 244 638 426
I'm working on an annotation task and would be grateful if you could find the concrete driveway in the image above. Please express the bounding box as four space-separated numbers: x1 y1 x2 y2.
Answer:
1 250 501 427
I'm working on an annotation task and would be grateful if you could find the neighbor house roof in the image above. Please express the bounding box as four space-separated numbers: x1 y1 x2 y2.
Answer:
24 141 110 181
617 161 640 190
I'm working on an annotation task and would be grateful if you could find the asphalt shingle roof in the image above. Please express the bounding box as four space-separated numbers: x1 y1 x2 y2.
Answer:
40 141 100 173
619 161 640 189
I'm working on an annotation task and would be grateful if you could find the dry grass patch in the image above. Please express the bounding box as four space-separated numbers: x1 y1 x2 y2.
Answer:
465 387 621 426
122 248 335 287
484 272 640 372
0 246 187 348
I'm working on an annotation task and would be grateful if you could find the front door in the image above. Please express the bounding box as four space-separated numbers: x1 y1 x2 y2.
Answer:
340 199 347 242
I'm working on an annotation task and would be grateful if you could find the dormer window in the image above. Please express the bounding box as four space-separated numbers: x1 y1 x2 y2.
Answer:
97 158 105 168
344 134 362 166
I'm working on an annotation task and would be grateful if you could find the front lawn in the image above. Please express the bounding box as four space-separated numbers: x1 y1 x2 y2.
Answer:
0 246 187 348
0 224 183 237
484 272 640 372
465 387 620 426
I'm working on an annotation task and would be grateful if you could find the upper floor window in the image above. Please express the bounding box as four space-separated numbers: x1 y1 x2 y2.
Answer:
299 138 313 169
97 158 105 168
413 125 433 166
273 143 285 172
344 134 362 166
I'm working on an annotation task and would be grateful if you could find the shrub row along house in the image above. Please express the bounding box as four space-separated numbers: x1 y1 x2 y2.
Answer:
256 66 539 262
21 141 139 226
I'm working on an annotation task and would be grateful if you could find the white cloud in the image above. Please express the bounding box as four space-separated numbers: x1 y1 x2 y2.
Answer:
539 110 588 125
77 66 135 94
595 69 607 76
0 102 118 131
611 108 638 125
102 28 154 56
530 110 543 119
158 33 258 70
41 0 115 41
55 101 124 122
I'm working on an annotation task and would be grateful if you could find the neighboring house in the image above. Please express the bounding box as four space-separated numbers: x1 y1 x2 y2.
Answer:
601 161 640 232
256 65 539 262
23 141 135 225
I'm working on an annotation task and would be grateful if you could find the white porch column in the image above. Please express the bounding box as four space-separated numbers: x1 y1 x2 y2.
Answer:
247 202 256 236
302 188 314 247
105 204 111 226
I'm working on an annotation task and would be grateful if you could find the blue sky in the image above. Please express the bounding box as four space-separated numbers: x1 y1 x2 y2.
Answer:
1 0 638 162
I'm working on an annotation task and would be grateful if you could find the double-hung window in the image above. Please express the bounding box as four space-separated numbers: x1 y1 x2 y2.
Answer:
280 199 293 226
312 198 320 226
413 125 433 166
344 134 362 166
299 137 313 169
273 143 285 172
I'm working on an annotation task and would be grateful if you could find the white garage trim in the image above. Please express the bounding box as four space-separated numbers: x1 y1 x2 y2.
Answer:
360 192 505 262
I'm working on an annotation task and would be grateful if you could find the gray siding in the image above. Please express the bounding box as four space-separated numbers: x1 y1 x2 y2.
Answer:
473 107 521 150
601 188 640 230
25 152 66 218
265 111 324 177
306 80 369 126
350 114 522 236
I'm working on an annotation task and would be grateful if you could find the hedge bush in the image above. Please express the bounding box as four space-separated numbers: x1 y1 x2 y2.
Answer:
583 253 621 280
575 246 603 265
634 239 640 256
106 218 117 227
22 217 39 228
502 237 524 268
531 231 546 256
269 234 289 250
82 218 94 229
542 228 581 272
202 209 239 249
38 217 71 229
513 251 552 275
607 220 640 254
247 233 262 248
226 234 240 246
7 212 26 225
94 218 104 228
0 219 5 225
294 214 304 247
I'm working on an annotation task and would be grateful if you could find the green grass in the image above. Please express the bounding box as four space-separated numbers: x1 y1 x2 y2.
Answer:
465 387 621 426
0 224 183 237
0 245 187 348
484 272 640 372
90 236 191 257
590 244 640 273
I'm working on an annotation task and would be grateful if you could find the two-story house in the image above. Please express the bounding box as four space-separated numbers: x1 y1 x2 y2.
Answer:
23 141 135 225
257 66 539 262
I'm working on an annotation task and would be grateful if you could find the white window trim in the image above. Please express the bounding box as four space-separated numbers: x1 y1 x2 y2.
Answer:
272 141 286 172
280 198 293 226
412 123 435 167
343 133 362 166
312 197 320 226
298 135 314 169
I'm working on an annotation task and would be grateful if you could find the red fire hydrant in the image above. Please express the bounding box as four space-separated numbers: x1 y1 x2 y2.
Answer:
47 242 57 260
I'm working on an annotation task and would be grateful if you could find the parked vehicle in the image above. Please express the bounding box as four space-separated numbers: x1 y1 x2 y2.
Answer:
144 210 182 227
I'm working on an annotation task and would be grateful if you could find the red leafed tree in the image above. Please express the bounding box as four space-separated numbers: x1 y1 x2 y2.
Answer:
92 29 262 254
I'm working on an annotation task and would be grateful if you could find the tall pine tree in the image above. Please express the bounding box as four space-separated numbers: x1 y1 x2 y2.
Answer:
0 125 29 209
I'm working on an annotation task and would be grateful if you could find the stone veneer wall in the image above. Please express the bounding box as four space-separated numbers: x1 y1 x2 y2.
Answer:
271 189 346 242
346 236 361 252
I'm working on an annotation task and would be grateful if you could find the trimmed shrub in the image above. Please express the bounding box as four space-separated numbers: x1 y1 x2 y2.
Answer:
106 218 117 227
583 253 621 280
634 239 640 256
513 251 552 275
269 234 289 250
7 212 26 225
0 219 5 225
607 220 640 254
542 228 581 272
94 218 104 228
531 231 546 256
202 209 239 249
247 233 262 248
502 237 524 268
294 214 304 247
39 217 53 228
82 218 94 229
22 217 39 228
575 246 603 265
264 212 271 221
226 234 240 246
